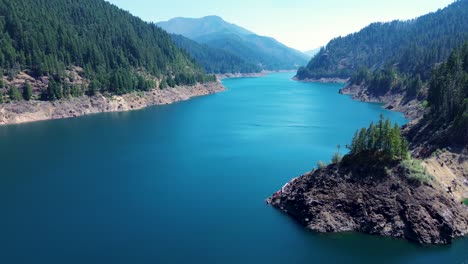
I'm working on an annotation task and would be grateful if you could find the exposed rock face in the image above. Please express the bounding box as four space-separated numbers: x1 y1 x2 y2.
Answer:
339 84 424 120
267 155 468 244
0 82 224 125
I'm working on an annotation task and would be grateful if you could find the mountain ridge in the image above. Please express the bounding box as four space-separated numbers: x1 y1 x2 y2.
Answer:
296 0 468 80
157 16 309 70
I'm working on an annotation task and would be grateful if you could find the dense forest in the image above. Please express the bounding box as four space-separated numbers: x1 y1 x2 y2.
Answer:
0 0 215 102
296 0 468 81
170 34 261 74
408 43 468 146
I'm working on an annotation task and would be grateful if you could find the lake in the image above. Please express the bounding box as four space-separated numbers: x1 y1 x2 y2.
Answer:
0 72 466 263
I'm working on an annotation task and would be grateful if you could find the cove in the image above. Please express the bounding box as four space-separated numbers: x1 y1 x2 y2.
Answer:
0 72 466 263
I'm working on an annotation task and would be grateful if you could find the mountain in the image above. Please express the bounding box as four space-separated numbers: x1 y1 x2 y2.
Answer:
0 0 215 101
157 15 254 40
296 0 468 80
157 16 309 71
170 34 261 74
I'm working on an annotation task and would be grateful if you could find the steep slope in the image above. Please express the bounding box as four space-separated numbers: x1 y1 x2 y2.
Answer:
296 0 468 80
406 43 468 150
157 16 309 70
170 34 261 74
0 0 215 101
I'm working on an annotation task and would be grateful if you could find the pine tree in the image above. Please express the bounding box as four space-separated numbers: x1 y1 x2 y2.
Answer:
400 140 410 160
349 131 359 154
367 122 376 149
383 118 392 154
23 81 33 101
348 117 409 160
377 114 384 149
8 85 22 101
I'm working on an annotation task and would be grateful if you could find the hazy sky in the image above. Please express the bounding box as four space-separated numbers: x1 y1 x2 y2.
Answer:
106 0 454 51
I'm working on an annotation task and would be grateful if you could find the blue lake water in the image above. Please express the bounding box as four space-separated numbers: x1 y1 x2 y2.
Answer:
0 72 466 263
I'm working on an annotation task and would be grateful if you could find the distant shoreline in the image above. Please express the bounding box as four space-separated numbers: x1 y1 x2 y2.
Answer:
216 70 296 80
292 76 349 84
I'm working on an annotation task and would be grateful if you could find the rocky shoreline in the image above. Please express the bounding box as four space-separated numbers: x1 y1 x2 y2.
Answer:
0 82 225 125
339 84 424 120
293 76 349 84
216 70 296 80
271 77 468 245
267 155 468 244
216 72 267 80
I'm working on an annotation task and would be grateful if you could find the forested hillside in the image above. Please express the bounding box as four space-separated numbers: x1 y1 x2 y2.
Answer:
296 0 468 81
158 16 309 71
408 43 468 147
0 0 214 102
170 34 261 74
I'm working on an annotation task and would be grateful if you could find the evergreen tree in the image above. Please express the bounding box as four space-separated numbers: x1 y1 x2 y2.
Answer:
8 85 22 101
348 116 408 160
22 81 33 101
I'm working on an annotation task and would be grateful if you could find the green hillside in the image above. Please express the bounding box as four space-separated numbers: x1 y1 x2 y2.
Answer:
296 0 468 81
170 34 261 74
0 0 214 101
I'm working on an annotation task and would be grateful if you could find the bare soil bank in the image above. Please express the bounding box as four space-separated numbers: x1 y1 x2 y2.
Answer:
0 82 225 125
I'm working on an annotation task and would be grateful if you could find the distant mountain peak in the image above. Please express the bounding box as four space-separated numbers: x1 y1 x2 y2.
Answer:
201 15 224 20
157 16 309 70
157 16 253 39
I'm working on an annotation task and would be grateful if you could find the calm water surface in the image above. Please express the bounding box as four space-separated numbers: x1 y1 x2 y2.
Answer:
0 73 466 263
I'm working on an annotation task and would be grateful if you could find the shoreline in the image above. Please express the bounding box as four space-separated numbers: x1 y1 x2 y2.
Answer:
338 84 424 121
0 82 225 125
283 75 468 245
216 70 296 80
291 76 420 120
292 76 349 84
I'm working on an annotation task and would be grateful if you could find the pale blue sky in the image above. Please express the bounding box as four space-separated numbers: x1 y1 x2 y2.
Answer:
106 0 454 51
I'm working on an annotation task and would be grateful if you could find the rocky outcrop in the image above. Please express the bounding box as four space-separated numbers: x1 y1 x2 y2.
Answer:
267 154 468 244
0 82 225 125
339 84 424 120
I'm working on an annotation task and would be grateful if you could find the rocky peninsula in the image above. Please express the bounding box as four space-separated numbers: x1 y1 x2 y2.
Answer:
267 153 468 244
